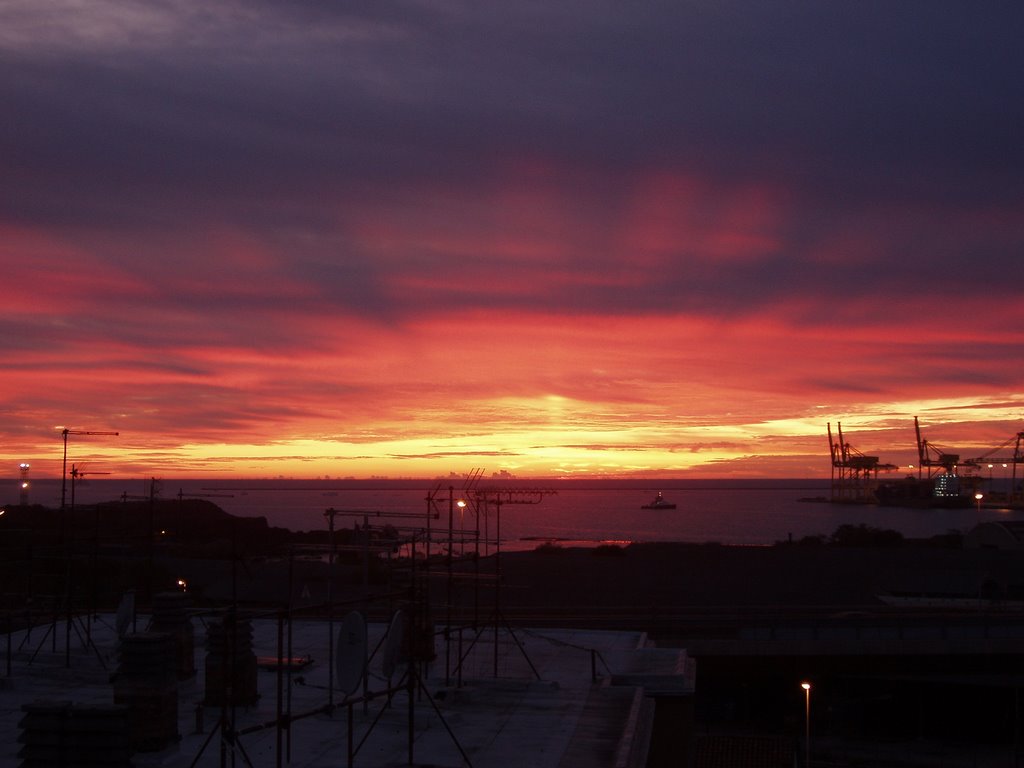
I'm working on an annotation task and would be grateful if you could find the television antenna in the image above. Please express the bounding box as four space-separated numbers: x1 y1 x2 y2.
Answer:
61 428 118 509
68 464 111 512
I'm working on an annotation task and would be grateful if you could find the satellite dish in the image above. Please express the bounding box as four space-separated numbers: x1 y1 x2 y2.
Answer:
335 611 367 695
381 610 405 679
115 591 134 638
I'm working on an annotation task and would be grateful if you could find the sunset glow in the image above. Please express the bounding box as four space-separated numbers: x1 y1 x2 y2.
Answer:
1 2 1022 481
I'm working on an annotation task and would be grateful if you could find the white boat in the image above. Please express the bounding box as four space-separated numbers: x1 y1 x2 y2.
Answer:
641 492 676 510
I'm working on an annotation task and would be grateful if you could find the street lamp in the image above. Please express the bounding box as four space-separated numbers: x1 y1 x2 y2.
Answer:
457 499 467 556
19 463 30 506
975 492 984 513
801 682 811 767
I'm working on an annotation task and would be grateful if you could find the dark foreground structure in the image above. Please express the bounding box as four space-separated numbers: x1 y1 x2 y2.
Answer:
493 540 1024 766
2 500 1023 766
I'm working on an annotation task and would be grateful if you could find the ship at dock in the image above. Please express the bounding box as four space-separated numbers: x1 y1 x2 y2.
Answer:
872 474 972 508
826 418 1023 508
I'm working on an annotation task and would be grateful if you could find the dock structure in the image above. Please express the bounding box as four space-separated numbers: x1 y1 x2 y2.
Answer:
826 419 1024 508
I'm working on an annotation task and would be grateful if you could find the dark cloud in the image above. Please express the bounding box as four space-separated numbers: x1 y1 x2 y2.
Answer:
1 1 1022 476
5 2 1022 216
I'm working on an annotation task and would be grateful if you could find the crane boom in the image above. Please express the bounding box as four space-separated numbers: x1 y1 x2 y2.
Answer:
914 416 960 478
964 432 1024 467
826 422 896 502
964 431 1024 504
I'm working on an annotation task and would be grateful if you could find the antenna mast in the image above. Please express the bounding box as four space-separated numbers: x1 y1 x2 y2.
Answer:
61 428 119 508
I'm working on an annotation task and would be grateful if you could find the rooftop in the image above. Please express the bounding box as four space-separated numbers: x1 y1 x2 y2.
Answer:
0 607 692 767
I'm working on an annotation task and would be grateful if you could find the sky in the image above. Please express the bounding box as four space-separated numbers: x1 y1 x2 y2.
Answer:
2 1 1023 481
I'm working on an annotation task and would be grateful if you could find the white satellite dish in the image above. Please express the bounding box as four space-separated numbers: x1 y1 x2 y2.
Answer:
335 611 367 695
381 609 405 679
115 591 134 638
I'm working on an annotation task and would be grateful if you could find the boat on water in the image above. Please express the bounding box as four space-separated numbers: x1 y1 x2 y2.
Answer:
641 492 676 510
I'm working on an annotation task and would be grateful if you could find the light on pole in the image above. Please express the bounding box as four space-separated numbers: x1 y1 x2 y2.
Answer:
975 492 984 513
801 681 811 767
19 463 30 506
456 499 467 556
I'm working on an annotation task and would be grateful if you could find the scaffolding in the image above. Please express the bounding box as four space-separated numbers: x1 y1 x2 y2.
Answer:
0 478 590 768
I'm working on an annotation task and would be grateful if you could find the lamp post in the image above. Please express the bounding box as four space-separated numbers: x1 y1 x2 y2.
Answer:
975 492 984 513
457 499 466 556
19 463 30 506
801 682 811 767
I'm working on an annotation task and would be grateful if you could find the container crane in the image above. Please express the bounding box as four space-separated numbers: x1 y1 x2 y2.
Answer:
913 416 982 502
827 422 896 502
964 430 1024 503
913 417 964 479
61 428 119 509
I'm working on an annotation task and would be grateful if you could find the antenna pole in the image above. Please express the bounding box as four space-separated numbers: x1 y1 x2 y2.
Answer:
61 429 68 509
60 428 119 509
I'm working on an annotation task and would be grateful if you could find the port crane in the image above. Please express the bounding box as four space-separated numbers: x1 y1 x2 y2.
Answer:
61 428 119 509
827 422 896 502
964 430 1024 503
913 416 967 479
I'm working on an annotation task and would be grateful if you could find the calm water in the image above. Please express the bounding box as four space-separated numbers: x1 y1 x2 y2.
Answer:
8 477 1022 548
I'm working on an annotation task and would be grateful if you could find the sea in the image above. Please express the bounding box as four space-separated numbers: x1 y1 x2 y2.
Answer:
7 477 1023 550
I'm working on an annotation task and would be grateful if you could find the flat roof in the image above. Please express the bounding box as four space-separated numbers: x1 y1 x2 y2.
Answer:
0 610 692 767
